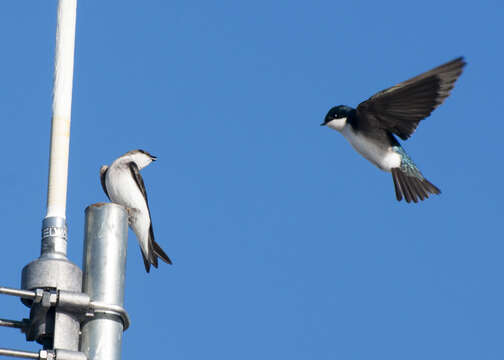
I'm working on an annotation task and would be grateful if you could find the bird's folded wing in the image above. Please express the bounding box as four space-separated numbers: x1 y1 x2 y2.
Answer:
99 165 110 199
129 162 150 205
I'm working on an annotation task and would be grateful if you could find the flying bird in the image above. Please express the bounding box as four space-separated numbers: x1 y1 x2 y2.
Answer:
100 149 172 272
321 57 466 203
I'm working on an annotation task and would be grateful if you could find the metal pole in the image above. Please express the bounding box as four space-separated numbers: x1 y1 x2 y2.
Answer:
81 203 129 360
20 0 81 351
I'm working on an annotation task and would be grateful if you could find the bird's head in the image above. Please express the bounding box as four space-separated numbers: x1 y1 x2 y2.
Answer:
120 149 157 170
321 105 354 131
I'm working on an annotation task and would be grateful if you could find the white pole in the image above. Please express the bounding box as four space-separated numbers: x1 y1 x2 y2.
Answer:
46 0 77 219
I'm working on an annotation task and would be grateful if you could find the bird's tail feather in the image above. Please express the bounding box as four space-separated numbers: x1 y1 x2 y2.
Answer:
391 167 440 203
152 239 172 265
149 224 172 266
141 226 173 273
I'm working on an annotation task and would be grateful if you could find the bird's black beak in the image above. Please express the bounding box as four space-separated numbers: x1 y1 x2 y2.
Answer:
320 122 326 126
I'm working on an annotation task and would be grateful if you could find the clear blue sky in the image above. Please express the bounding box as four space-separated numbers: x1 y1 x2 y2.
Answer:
1 1 502 359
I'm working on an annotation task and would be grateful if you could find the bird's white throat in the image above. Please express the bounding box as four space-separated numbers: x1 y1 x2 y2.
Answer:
326 117 347 131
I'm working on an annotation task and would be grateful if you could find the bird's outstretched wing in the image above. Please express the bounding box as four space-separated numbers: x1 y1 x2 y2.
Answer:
356 57 466 140
99 165 110 199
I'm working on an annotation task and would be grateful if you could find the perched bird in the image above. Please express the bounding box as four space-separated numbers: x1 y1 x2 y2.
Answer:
100 149 172 272
321 57 466 203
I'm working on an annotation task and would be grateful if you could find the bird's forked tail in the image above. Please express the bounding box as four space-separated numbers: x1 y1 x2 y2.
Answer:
390 146 440 203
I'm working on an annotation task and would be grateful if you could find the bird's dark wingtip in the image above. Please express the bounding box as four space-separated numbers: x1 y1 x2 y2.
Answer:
458 56 467 65
142 253 151 273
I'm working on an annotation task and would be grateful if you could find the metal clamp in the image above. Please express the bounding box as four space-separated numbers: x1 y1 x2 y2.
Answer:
0 286 130 331
89 301 130 330
56 290 130 330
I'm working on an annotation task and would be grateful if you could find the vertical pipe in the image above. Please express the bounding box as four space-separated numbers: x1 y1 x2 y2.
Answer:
21 0 81 351
81 203 129 360
46 0 77 219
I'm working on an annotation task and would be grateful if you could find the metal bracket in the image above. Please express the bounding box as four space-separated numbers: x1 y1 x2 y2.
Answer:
0 286 130 332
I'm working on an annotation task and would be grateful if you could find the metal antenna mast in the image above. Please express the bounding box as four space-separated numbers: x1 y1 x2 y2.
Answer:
0 1 130 359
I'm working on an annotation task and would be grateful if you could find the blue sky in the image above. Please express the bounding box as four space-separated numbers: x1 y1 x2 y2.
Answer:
1 1 503 359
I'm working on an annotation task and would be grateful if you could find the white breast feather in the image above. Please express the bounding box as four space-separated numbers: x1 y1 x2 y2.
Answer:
105 165 151 254
341 125 401 171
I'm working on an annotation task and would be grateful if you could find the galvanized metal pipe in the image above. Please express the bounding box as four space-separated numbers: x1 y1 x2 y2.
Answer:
81 203 129 360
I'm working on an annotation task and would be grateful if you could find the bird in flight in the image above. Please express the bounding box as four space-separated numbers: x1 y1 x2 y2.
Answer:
321 57 466 203
100 149 172 271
